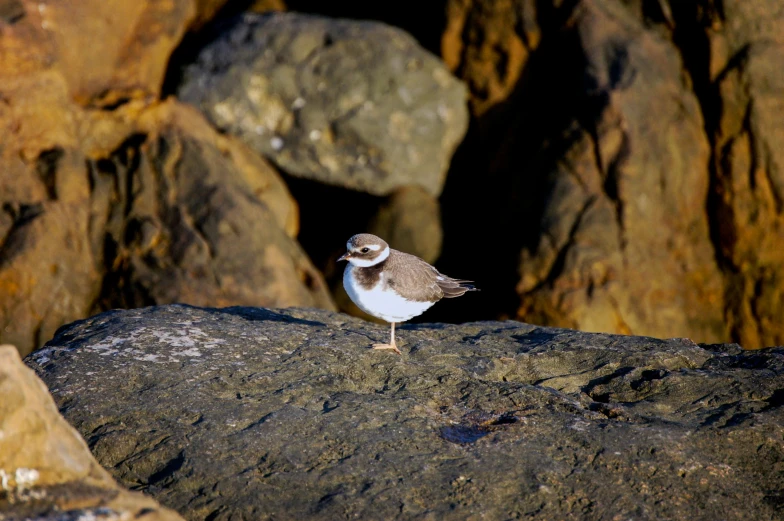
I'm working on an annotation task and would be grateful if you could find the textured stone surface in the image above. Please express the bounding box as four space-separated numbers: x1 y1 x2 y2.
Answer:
179 12 469 196
0 94 333 358
691 0 784 348
442 0 539 116
0 72 107 357
512 1 726 342
0 345 184 521
29 305 784 520
0 0 198 106
436 0 784 348
437 0 730 342
93 101 334 314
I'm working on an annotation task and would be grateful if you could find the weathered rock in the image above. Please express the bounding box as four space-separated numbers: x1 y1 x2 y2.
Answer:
0 90 333 357
438 0 729 343
1 1 335 357
437 0 784 348
515 1 727 342
0 73 106 357
367 186 443 265
688 0 784 348
93 101 334 313
179 12 469 196
442 0 540 116
0 0 199 107
0 345 185 521
29 305 784 520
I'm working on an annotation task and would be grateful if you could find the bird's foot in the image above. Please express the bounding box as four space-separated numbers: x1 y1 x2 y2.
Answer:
372 343 401 355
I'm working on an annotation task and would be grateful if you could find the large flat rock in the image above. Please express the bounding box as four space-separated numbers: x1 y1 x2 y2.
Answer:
28 305 784 520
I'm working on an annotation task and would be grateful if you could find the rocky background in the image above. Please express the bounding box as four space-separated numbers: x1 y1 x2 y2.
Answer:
2 0 784 357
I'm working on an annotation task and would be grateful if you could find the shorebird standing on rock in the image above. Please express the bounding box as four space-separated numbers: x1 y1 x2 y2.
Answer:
338 233 478 354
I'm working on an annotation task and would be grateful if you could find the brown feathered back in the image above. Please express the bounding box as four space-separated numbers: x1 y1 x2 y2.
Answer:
379 250 478 302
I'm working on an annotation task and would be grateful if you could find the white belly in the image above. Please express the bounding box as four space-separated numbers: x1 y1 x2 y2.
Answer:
343 266 434 323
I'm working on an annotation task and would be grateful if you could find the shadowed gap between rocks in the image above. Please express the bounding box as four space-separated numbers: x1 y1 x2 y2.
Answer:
428 4 589 324
162 0 267 97
667 0 736 330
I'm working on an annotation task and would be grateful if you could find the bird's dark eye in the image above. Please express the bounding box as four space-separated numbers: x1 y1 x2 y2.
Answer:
361 247 370 253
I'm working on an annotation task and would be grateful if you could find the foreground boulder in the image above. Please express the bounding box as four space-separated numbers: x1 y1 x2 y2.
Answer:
0 345 184 521
179 12 469 196
29 305 784 520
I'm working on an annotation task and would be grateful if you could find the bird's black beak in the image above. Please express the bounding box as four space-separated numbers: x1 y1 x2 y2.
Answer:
338 252 350 262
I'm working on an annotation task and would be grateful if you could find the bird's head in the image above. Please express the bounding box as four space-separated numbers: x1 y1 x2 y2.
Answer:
338 234 390 267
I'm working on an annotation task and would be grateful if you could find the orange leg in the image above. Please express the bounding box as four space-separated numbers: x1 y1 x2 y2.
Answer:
372 322 401 355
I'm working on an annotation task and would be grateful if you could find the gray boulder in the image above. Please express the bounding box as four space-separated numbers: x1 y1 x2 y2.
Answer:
29 305 784 520
178 12 469 196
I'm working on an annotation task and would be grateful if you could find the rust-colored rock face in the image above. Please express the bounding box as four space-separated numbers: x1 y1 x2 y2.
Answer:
439 0 784 347
0 73 105 357
94 101 333 313
0 96 334 357
0 3 334 358
442 0 540 116
698 0 784 348
514 1 726 342
0 345 185 520
0 0 196 106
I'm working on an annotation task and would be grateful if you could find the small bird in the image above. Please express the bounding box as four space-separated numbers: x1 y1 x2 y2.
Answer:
338 233 478 354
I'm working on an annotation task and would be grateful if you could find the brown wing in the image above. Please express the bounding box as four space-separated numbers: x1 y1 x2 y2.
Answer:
385 251 478 302
434 272 478 298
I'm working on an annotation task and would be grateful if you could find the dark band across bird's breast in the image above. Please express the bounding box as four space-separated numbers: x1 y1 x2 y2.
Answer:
351 262 386 290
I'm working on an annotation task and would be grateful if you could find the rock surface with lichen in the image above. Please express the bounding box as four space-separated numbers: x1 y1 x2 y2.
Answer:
28 305 784 520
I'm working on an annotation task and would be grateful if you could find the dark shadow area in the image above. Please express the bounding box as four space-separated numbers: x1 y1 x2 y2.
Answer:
426 4 592 324
284 175 384 284
582 366 636 402
398 322 451 332
439 424 489 444
513 329 562 352
699 403 753 428
162 0 262 97
220 306 326 327
285 0 447 55
146 451 186 486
